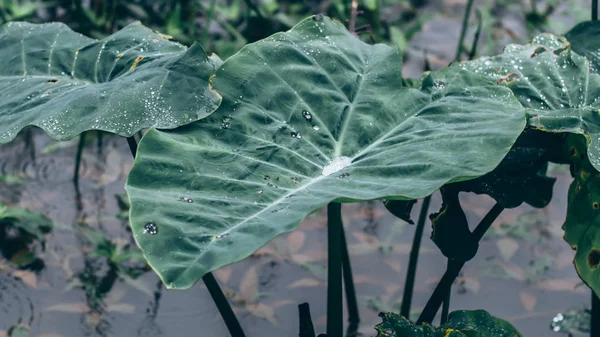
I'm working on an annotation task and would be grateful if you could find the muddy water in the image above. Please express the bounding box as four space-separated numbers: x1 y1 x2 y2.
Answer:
0 126 590 337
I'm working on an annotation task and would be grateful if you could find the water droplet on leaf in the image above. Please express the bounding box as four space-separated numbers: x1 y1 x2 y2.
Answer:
144 222 158 235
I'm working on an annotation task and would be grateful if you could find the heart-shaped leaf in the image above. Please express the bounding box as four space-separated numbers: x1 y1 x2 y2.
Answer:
565 20 600 73
375 310 523 337
0 21 221 143
126 15 525 289
455 33 600 171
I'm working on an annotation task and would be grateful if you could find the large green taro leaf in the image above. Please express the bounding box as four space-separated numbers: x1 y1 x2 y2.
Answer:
456 34 600 171
0 21 221 143
375 310 522 337
126 15 526 289
562 134 600 297
566 21 600 73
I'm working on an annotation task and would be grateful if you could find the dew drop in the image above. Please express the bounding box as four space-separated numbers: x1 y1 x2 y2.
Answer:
221 122 230 129
144 222 158 235
312 125 320 131
291 131 302 139
215 233 230 239
337 172 350 179
257 189 263 194
291 176 301 184
302 110 312 120
263 175 270 180
179 196 193 203
322 156 352 176
267 183 279 188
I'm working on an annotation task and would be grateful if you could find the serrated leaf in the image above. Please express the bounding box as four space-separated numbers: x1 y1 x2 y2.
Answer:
0 21 221 143
125 15 525 289
456 33 600 171
374 310 523 337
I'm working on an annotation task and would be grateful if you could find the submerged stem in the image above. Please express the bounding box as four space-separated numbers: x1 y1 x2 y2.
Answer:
400 195 431 319
327 202 344 337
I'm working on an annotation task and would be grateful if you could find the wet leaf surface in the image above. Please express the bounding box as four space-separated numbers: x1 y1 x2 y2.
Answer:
126 15 525 289
0 22 221 143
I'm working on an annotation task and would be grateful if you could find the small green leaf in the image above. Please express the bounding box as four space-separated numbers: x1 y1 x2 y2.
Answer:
383 199 417 224
0 21 221 143
375 310 523 337
430 189 478 261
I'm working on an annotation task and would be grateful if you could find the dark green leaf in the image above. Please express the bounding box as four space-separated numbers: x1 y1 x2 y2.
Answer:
565 21 600 73
383 199 417 224
126 15 525 289
375 310 523 337
446 129 558 209
430 189 478 261
0 21 221 143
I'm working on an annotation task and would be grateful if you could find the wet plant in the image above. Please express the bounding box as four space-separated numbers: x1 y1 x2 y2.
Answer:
3 3 600 337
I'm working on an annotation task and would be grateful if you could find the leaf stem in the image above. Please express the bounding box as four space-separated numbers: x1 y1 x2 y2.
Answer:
417 203 504 324
400 195 431 319
298 303 317 337
327 202 344 337
203 273 247 337
73 133 86 185
126 136 138 157
593 291 600 337
455 0 474 60
340 215 359 334
468 10 483 61
124 136 245 337
201 0 217 47
594 0 598 20
349 0 359 33
440 260 451 325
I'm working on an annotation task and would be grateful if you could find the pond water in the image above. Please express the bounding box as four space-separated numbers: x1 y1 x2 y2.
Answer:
0 128 591 337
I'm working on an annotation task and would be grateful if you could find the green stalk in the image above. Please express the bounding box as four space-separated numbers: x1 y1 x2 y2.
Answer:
125 136 245 337
126 136 138 156
417 203 504 324
201 0 217 47
327 202 343 337
203 273 247 337
400 195 431 319
593 292 600 337
468 10 483 61
73 133 86 185
298 303 317 337
340 217 359 334
593 0 598 20
455 0 474 60
440 260 452 325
